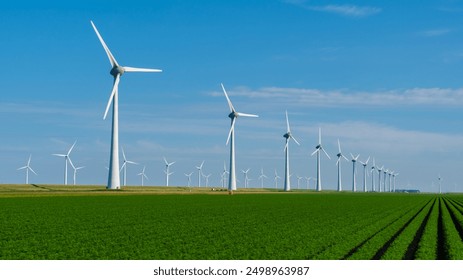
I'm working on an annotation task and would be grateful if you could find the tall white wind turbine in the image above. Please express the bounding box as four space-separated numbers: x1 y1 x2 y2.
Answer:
222 83 258 192
370 158 376 192
336 139 348 192
196 160 204 187
137 166 148 186
283 110 300 192
120 147 138 186
52 140 77 185
90 21 162 190
377 165 383 192
17 155 37 184
241 168 251 188
259 168 267 188
350 154 360 192
72 165 85 186
359 156 370 192
185 172 193 188
274 169 281 189
392 172 399 192
383 168 389 192
311 128 331 191
163 157 175 187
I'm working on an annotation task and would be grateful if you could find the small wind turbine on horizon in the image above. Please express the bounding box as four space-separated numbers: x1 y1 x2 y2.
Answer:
120 147 138 186
383 168 389 192
336 139 348 192
370 158 376 192
392 172 399 192
351 154 360 192
258 168 267 188
377 165 384 192
242 168 251 188
222 83 258 193
185 172 193 188
359 156 370 192
137 166 148 186
196 160 204 187
17 155 37 184
221 162 229 189
90 21 162 190
203 173 212 188
274 169 281 189
52 140 77 185
72 165 85 186
163 157 175 187
311 128 330 192
283 110 300 192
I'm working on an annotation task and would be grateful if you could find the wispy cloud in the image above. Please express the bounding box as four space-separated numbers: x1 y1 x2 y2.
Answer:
284 1 382 17
418 28 452 37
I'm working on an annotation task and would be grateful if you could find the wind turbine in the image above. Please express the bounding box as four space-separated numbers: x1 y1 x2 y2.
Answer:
377 165 383 192
383 168 389 192
296 176 303 189
137 166 148 186
72 165 85 186
120 147 138 186
203 173 212 188
274 169 281 189
17 155 37 184
221 162 229 189
305 177 313 190
283 110 300 192
359 156 370 192
242 168 251 188
438 174 442 194
52 140 77 185
370 158 376 192
311 128 331 191
185 172 193 188
350 154 360 192
196 160 204 187
336 139 349 192
222 83 258 192
388 170 393 193
90 21 161 190
392 172 399 192
258 168 267 188
163 157 175 187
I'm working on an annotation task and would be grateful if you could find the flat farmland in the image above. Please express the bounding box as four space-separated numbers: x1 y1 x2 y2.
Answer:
1 185 462 260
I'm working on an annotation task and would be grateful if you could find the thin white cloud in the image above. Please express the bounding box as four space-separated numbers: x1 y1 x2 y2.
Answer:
418 28 452 37
284 1 381 17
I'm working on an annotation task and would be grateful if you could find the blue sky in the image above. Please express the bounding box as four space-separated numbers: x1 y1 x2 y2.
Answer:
1 0 462 192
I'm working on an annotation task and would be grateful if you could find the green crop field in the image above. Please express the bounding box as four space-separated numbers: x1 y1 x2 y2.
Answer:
1 184 462 260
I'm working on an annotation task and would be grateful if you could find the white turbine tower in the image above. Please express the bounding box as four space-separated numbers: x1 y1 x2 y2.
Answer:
359 157 370 192
137 166 148 186
258 168 267 188
388 170 393 193
274 169 281 189
185 172 193 188
296 176 303 190
350 154 360 192
311 128 330 192
196 161 204 187
377 165 383 192
90 21 162 190
222 83 258 192
203 173 212 188
163 157 175 187
52 140 77 185
392 172 399 192
120 147 138 186
383 168 388 192
336 139 348 192
370 158 376 192
305 177 313 190
438 174 442 194
72 166 85 186
221 162 229 189
242 168 251 188
17 155 37 184
283 110 300 192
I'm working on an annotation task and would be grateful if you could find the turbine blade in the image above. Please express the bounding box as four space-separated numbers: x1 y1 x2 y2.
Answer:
311 148 320 156
226 118 236 145
221 83 235 113
68 157 75 170
53 154 66 157
17 166 27 170
321 147 331 159
285 110 290 132
338 139 341 153
292 136 300 146
336 157 340 165
163 157 168 165
318 127 321 145
68 140 77 155
123 66 162 73
90 21 119 67
365 156 370 165
342 155 349 161
235 112 259 118
103 74 120 120
284 140 288 152
29 167 37 175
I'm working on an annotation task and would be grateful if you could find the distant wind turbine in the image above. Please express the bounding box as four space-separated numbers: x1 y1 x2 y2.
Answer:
72 165 85 186
242 168 251 188
359 157 370 192
196 160 204 187
274 169 281 189
392 172 399 192
377 165 384 192
222 83 258 192
296 176 303 189
221 162 229 189
258 168 267 188
283 110 300 192
17 155 37 184
305 177 313 190
52 140 77 185
370 158 376 192
203 173 212 188
311 128 330 191
90 21 161 190
438 174 442 194
137 166 148 186
120 147 138 186
163 157 175 187
351 154 360 192
184 172 193 188
336 139 348 192
383 168 388 192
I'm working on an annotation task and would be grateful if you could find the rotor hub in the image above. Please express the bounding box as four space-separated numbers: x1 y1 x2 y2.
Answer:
110 65 125 77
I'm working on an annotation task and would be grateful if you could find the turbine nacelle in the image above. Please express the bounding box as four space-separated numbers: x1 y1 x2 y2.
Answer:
110 65 125 77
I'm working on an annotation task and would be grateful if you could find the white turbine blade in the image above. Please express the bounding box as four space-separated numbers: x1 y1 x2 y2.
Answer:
321 147 331 159
342 155 349 161
284 140 288 152
221 83 235 113
67 140 77 156
53 154 66 157
292 136 300 146
17 166 27 170
120 162 126 171
68 157 76 171
285 110 290 132
311 148 320 156
365 156 370 165
318 127 321 145
103 74 120 120
122 147 127 161
90 21 119 67
27 155 32 165
29 167 37 175
123 66 162 73
337 139 341 153
226 118 236 145
127 160 138 165
236 112 259 118
336 157 340 165
163 157 168 165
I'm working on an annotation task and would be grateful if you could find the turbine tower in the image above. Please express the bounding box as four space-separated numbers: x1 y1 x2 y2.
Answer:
350 154 360 192
258 168 267 188
383 168 388 192
221 162 229 189
90 21 161 190
121 147 138 186
311 128 330 191
137 166 148 186
392 172 399 192
163 157 175 187
17 155 37 184
370 158 376 192
184 172 193 188
359 157 370 192
72 166 85 186
283 110 300 192
438 174 442 194
377 165 383 192
222 83 258 192
196 161 204 187
52 140 77 185
274 169 281 189
242 168 251 188
336 139 348 192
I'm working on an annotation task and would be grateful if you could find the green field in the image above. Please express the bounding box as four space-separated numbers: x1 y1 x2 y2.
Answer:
1 184 462 260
